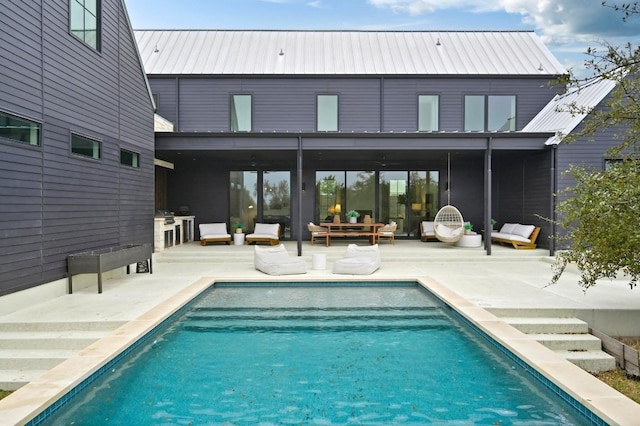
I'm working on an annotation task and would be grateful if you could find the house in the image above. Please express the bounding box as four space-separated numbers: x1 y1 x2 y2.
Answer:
0 0 155 299
136 29 575 249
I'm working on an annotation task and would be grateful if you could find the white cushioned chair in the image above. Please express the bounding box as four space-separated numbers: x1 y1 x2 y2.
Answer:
420 221 436 242
307 222 328 245
332 244 381 275
246 223 281 245
253 244 307 275
199 223 232 246
377 222 397 244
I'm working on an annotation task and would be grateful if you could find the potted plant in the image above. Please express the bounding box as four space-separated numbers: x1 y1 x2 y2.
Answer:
464 223 474 235
233 222 243 234
346 210 360 224
491 218 497 231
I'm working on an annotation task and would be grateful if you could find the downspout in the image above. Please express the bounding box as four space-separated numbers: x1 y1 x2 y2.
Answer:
549 144 557 256
485 137 492 255
297 135 303 256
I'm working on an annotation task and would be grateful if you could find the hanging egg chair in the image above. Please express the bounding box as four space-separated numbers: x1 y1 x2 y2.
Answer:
433 205 465 243
433 152 465 243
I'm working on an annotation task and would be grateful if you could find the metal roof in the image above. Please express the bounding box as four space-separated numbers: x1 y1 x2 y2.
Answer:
522 77 616 145
134 30 566 76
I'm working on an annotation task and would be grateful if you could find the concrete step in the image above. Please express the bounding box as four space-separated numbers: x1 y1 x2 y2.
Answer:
0 349 77 370
0 331 107 350
0 369 50 391
556 350 617 373
502 317 588 334
529 333 604 351
0 321 125 332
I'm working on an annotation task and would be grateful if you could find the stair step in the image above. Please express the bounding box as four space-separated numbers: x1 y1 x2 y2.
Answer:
0 349 78 370
0 321 125 332
502 317 588 334
555 350 617 373
0 369 50 391
0 330 108 350
529 333 603 351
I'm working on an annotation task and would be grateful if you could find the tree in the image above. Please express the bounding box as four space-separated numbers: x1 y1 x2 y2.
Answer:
551 2 640 290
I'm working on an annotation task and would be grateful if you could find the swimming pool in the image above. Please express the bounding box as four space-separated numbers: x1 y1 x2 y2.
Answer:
35 282 598 425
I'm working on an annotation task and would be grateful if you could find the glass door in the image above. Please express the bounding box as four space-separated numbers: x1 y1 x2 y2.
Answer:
379 171 407 234
262 171 291 239
230 171 258 233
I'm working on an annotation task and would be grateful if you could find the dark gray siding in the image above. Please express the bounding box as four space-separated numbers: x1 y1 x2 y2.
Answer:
0 0 154 296
150 76 556 134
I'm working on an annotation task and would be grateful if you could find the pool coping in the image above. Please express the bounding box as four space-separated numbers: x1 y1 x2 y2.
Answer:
1 275 639 425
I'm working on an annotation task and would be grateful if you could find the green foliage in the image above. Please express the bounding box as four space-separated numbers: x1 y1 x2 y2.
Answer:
550 3 640 290
346 210 360 218
551 161 640 289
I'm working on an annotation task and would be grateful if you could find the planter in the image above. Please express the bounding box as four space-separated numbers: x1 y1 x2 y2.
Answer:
349 217 357 223
67 243 153 294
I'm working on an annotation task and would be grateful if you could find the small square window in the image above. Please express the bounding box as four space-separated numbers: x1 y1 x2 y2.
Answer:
0 111 40 146
317 95 338 132
120 149 140 168
71 133 101 159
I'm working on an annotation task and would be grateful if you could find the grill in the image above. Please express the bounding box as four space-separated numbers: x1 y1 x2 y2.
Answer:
155 210 175 224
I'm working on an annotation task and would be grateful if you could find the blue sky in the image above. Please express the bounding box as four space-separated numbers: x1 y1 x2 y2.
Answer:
125 0 640 76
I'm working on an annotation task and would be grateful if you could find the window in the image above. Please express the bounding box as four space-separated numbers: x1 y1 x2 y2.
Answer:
120 149 140 168
70 0 101 51
317 94 338 131
71 133 101 159
464 95 516 131
0 111 40 146
418 95 439 131
231 95 252 131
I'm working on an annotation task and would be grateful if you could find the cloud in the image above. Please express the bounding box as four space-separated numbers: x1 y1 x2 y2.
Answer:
307 0 323 7
367 0 640 45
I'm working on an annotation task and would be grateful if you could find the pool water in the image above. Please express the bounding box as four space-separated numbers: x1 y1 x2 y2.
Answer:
42 283 591 425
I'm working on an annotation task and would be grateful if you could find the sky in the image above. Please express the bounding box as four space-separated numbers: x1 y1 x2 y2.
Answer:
124 0 640 76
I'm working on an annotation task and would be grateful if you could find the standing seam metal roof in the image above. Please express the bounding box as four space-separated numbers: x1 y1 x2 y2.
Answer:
134 30 566 76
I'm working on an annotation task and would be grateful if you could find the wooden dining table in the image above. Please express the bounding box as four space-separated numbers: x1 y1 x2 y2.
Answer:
319 222 385 247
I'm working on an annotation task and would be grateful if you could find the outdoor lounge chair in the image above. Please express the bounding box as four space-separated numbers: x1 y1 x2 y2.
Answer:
199 223 232 246
246 223 281 245
253 244 307 275
491 223 541 249
332 244 381 275
307 222 329 245
420 221 436 242
377 222 397 244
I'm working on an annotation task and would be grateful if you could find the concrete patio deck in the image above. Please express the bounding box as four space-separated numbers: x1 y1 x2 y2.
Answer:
1 239 640 424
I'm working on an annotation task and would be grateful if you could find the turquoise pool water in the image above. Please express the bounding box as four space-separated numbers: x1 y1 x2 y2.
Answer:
39 282 595 425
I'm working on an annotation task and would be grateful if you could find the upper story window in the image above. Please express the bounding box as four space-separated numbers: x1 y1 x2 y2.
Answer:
71 133 101 159
70 0 101 51
231 94 252 132
418 95 439 131
464 95 516 131
0 111 40 146
317 94 338 132
120 148 140 168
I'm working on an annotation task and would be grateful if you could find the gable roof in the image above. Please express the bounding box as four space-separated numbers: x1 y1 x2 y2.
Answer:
522 77 616 145
134 30 565 76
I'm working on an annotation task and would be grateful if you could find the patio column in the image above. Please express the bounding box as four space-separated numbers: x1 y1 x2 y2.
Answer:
484 137 492 255
297 135 303 256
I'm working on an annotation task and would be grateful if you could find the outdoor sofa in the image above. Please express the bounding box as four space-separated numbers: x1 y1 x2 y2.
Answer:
420 221 437 242
491 223 540 249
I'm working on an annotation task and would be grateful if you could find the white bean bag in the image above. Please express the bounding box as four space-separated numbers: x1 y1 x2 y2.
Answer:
254 244 307 275
332 244 381 275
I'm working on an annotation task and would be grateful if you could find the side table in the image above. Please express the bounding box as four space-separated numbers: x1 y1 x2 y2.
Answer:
233 233 245 246
456 233 482 248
